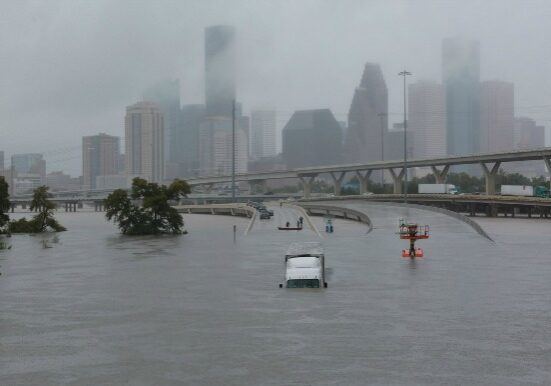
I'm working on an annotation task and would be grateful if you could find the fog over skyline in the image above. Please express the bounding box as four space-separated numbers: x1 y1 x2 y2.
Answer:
1 0 550 176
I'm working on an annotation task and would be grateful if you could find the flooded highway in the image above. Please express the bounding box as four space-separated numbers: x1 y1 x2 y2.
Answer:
1 202 550 385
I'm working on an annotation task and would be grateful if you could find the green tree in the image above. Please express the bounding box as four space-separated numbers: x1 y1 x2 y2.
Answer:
0 177 10 232
9 186 66 233
105 178 190 235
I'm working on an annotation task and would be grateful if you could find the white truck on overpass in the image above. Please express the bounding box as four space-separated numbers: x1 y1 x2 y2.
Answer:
418 184 459 194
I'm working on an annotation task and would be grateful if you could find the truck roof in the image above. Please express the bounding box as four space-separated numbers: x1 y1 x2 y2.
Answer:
285 242 324 258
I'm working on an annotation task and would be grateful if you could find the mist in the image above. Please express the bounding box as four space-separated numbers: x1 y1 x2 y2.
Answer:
1 0 550 175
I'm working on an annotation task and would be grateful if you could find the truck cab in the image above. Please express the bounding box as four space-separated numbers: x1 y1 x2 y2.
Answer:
280 242 327 288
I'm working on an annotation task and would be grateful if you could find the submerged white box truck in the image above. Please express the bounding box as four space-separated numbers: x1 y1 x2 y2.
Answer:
279 242 327 288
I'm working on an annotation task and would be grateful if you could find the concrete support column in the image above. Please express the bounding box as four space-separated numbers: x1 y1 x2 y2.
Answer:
389 168 405 194
329 172 346 196
430 165 451 184
544 157 551 188
298 174 317 199
65 202 68 212
355 170 373 195
480 161 501 195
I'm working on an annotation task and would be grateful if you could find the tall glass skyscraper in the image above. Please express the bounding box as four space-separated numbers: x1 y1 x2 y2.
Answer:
442 37 480 157
205 25 236 118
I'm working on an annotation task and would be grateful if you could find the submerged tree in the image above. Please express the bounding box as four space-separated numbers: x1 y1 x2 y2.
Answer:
9 186 66 233
0 177 10 233
105 178 190 235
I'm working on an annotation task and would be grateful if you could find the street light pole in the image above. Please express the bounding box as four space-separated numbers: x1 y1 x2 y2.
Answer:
377 112 387 189
398 70 412 204
231 99 236 201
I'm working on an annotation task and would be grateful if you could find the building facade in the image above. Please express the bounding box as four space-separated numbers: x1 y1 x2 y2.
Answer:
479 80 514 153
125 102 164 182
345 63 388 164
198 117 248 176
408 81 447 160
250 109 277 159
282 109 342 169
11 153 46 183
205 25 236 118
82 133 121 190
143 79 181 164
442 37 480 157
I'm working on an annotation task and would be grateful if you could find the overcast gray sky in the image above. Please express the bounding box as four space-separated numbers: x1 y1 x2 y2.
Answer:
1 0 550 175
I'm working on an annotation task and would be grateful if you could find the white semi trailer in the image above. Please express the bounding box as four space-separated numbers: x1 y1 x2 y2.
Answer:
418 184 458 194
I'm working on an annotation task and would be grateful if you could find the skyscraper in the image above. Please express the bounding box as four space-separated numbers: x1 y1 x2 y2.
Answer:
0 151 4 171
514 117 545 149
143 80 181 163
199 117 248 176
408 81 447 160
479 80 514 153
205 25 236 118
125 102 164 182
282 109 342 169
169 104 205 178
82 133 121 190
345 63 388 164
442 37 480 157
11 153 46 182
250 109 277 159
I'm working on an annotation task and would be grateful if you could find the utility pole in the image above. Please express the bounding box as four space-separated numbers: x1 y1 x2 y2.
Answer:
398 70 412 203
377 112 387 188
231 99 236 201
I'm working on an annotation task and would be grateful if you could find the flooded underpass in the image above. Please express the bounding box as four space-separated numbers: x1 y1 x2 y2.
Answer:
1 202 550 385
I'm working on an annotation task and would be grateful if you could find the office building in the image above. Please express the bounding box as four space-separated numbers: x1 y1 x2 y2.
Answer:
168 104 206 178
480 81 514 153
345 63 388 163
282 109 342 169
11 153 46 183
442 37 480 157
143 79 181 163
408 81 447 159
82 133 121 190
205 25 236 118
251 109 277 159
198 117 248 176
125 101 164 182
514 117 545 149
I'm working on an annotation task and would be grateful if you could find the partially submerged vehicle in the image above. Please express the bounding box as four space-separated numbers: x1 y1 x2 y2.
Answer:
279 242 327 288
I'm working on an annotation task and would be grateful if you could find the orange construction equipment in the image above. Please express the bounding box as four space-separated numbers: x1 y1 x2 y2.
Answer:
398 220 429 259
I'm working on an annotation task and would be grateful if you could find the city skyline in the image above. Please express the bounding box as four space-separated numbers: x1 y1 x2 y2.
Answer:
1 1 551 176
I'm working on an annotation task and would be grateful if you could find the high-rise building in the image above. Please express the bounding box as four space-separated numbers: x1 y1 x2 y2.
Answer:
82 133 121 190
514 117 545 149
479 81 514 153
125 102 164 182
443 37 480 157
345 63 388 163
205 25 236 118
167 104 206 179
408 81 447 160
282 109 342 169
11 153 46 182
250 109 277 159
199 117 248 176
0 151 4 171
143 80 181 163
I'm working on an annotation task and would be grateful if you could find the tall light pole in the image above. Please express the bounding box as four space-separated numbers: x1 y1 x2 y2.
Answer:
231 99 236 201
377 112 387 188
398 70 412 203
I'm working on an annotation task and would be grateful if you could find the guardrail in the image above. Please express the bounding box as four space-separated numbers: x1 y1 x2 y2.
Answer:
174 204 255 218
297 203 373 234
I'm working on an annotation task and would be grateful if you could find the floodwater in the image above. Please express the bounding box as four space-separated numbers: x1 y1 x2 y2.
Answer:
1 203 550 385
